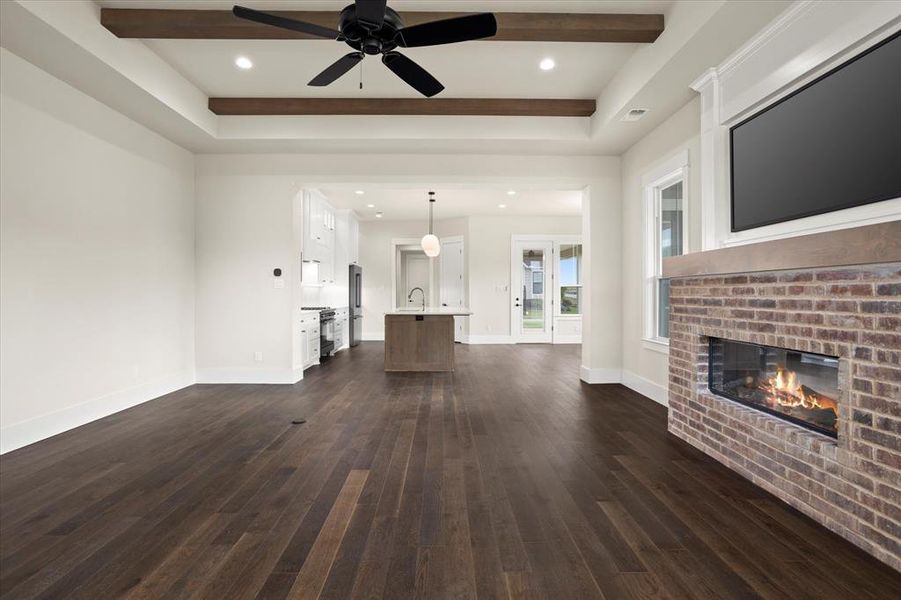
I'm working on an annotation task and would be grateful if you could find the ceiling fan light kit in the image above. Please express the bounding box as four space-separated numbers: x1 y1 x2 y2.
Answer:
421 191 441 258
232 2 497 97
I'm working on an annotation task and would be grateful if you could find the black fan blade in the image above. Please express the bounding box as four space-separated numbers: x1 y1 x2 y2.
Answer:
232 5 340 39
355 0 387 29
381 52 444 97
396 13 497 48
308 53 364 86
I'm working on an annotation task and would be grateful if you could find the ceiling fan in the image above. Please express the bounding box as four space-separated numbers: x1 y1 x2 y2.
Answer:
232 2 498 97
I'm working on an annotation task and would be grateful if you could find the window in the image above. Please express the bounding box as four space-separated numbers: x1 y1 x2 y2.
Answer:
532 271 544 295
644 153 688 346
558 243 582 315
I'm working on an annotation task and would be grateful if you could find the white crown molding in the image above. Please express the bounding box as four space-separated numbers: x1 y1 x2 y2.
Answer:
689 67 718 94
716 0 816 79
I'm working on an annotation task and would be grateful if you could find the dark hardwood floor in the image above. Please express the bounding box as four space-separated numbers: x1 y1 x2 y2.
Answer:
1 343 899 599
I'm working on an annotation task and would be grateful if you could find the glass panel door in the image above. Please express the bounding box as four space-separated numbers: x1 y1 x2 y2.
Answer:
513 241 552 342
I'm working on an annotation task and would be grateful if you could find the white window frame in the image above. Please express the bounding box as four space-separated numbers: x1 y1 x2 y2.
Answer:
554 237 583 318
642 151 689 353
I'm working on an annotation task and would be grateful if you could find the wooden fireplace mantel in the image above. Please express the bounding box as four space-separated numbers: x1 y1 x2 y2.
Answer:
663 220 901 278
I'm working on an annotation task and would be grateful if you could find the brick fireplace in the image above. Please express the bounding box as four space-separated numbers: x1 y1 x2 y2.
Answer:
664 224 901 571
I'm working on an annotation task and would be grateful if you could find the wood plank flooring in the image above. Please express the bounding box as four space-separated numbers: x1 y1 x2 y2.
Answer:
1 343 899 599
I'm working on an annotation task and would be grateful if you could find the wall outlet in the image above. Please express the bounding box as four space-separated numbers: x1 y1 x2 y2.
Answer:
254 351 263 362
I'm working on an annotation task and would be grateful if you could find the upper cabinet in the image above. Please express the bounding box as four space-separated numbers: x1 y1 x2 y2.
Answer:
301 190 359 287
303 189 335 264
349 212 360 266
335 209 360 275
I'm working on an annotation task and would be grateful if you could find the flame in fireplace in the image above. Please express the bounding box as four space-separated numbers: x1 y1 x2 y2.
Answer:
763 367 838 412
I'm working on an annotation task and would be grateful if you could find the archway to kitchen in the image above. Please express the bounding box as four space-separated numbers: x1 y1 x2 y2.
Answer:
303 185 586 349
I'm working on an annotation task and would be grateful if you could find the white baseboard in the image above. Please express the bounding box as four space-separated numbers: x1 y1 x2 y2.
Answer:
361 333 385 341
466 335 515 345
579 367 669 406
580 366 622 384
621 370 668 406
0 368 195 454
195 368 301 385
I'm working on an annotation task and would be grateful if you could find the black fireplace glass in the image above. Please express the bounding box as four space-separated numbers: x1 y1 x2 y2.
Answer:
708 338 839 437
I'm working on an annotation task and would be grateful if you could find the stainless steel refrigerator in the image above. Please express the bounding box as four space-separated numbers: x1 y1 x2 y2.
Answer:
349 264 362 346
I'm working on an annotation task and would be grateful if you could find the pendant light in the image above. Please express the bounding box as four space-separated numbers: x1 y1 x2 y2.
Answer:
421 191 441 257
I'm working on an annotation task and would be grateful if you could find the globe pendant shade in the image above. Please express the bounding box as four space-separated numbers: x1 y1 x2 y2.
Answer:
421 233 441 257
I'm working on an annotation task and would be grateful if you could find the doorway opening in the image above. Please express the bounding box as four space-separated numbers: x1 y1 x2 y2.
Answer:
394 242 433 310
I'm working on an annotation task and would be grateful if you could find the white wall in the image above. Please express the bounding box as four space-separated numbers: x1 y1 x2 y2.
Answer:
620 97 702 403
358 215 581 341
195 153 622 380
467 216 581 341
358 220 427 340
0 49 195 452
193 174 297 383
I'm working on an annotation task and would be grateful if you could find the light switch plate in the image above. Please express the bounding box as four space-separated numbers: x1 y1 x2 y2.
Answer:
273 278 285 289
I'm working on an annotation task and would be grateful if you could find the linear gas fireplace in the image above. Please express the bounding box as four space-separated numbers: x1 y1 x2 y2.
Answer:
708 338 840 437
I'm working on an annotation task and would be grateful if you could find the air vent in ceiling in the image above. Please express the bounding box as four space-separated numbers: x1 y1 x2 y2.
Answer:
621 108 649 122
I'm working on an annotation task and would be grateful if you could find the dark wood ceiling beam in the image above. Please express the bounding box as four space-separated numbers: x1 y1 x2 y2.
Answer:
101 9 663 43
208 98 597 117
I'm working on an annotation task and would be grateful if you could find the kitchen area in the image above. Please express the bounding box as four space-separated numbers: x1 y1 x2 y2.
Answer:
295 187 475 375
294 189 363 376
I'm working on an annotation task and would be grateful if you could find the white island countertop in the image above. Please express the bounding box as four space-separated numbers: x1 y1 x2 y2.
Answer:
385 307 473 316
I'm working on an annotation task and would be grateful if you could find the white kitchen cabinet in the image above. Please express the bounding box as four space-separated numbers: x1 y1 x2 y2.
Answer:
297 312 320 369
334 210 351 285
349 212 360 265
303 190 334 262
303 189 336 284
334 307 349 351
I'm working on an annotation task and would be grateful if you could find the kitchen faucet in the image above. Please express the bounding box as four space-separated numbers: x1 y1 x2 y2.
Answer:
408 287 425 311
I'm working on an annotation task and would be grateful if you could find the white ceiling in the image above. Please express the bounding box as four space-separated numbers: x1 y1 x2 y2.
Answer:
2 0 793 154
319 186 582 220
144 39 636 98
110 0 666 98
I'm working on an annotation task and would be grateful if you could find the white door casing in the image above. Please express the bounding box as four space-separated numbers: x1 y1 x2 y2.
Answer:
439 238 465 341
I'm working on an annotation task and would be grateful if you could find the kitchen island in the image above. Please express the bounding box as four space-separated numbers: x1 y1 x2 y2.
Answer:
384 308 472 372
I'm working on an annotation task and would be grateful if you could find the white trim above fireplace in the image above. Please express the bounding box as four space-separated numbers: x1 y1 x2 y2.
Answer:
692 0 901 250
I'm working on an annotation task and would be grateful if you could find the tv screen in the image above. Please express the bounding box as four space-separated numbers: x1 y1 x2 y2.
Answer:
730 31 901 232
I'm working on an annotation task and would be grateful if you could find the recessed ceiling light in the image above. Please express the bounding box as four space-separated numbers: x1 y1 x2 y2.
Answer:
367 204 375 208
235 56 253 70
355 190 365 195
507 190 516 196
375 212 383 218
539 57 555 71
498 204 507 208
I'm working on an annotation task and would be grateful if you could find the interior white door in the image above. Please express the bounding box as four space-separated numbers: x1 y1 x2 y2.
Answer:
439 239 465 341
511 240 553 343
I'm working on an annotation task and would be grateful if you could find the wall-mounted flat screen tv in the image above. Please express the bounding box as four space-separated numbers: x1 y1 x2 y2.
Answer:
730 31 901 232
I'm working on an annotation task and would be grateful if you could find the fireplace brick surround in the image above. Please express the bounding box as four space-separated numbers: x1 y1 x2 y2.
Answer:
667 261 901 570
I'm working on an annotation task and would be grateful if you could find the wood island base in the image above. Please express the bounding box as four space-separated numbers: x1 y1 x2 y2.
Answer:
384 314 455 372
